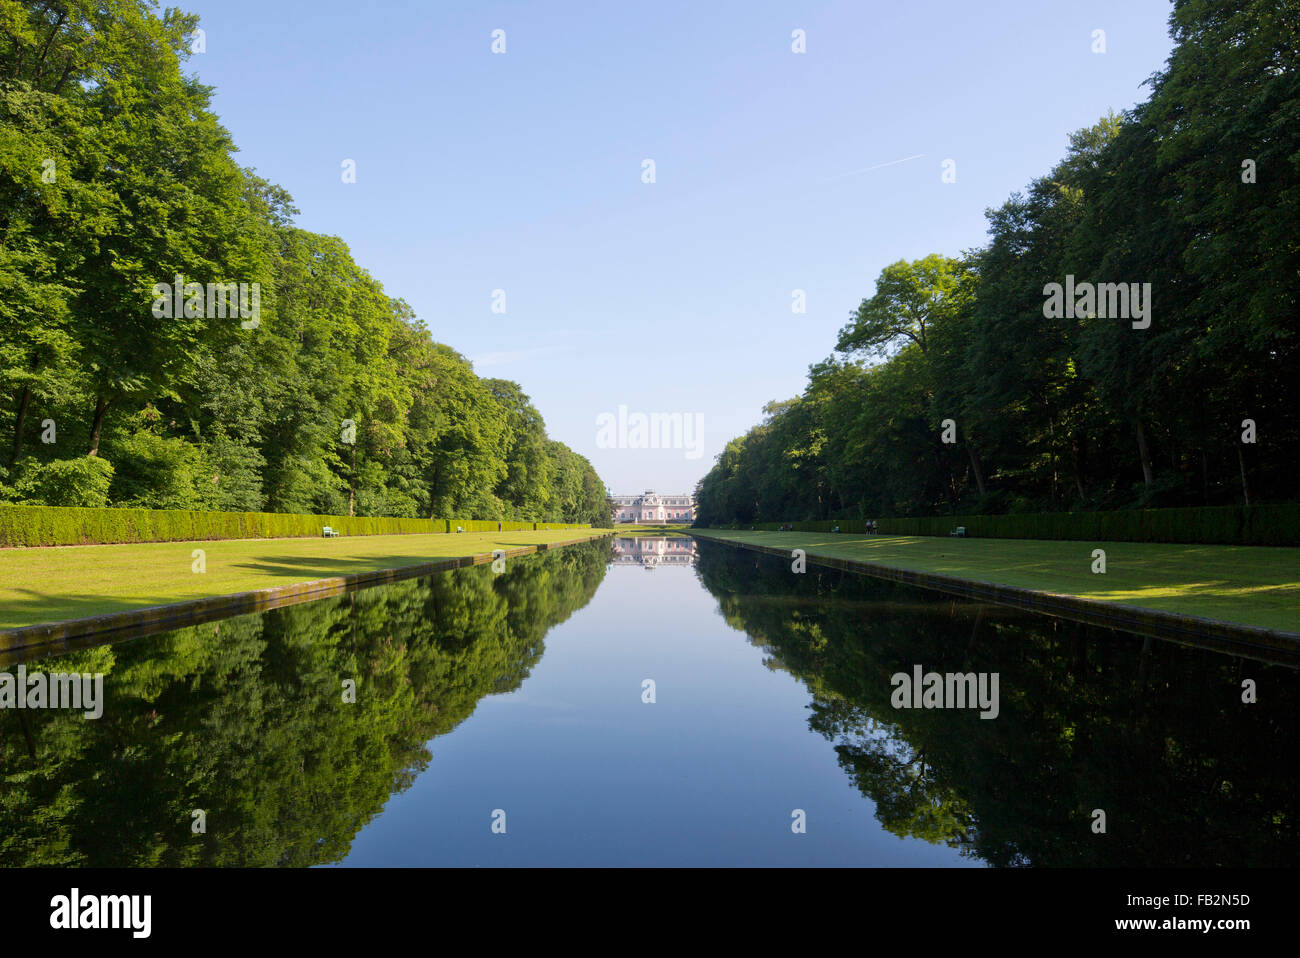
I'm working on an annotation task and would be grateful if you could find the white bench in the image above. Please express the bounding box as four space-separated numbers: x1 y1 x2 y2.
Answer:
323 526 340 537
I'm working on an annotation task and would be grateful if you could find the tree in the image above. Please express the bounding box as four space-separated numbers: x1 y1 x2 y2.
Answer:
836 254 969 358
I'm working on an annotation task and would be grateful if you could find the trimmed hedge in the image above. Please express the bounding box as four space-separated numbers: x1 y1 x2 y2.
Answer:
727 504 1300 546
449 519 538 533
0 505 590 548
448 519 592 533
747 519 870 534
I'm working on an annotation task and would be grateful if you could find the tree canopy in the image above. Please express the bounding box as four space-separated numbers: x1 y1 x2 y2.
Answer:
696 1 1297 525
0 0 610 525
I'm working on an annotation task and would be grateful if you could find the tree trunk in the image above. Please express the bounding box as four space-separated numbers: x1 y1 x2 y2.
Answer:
11 384 31 464
1072 431 1087 500
1047 417 1058 507
348 443 356 516
1237 444 1251 507
427 463 441 520
16 706 37 762
965 445 986 497
87 395 110 457
1134 419 1155 489
33 12 68 85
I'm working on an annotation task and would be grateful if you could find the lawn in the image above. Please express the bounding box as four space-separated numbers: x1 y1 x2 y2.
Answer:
691 529 1300 634
0 528 611 629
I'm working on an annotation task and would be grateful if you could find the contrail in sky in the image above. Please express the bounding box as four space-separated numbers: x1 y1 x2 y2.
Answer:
827 153 926 179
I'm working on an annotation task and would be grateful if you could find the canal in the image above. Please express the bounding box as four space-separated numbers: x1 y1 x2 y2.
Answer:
2 536 1295 866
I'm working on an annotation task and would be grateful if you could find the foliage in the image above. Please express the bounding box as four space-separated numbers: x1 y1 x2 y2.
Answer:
10 455 113 507
696 2 1298 527
0 1 609 524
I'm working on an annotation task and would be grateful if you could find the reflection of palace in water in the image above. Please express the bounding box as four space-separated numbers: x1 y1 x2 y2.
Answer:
611 537 697 568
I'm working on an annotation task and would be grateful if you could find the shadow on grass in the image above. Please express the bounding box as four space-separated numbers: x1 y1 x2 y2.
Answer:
0 588 228 628
228 553 474 577
0 544 553 630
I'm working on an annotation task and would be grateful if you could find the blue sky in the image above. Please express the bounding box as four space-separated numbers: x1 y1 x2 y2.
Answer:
181 0 1174 495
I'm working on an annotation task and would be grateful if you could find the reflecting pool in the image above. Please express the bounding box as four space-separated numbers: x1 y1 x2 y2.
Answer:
1 537 1294 866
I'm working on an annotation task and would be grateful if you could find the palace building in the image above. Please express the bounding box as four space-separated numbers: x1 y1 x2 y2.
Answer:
610 490 695 524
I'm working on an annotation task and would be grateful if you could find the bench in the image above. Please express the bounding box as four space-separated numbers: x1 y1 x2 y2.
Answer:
323 526 340 537
949 526 966 538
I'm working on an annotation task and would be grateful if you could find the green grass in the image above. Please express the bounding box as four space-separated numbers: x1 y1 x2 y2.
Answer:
692 529 1300 634
0 529 610 629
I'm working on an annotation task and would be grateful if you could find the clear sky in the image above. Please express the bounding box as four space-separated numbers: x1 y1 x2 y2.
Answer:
180 0 1174 496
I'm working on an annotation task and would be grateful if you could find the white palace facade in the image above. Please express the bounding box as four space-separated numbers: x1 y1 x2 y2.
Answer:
610 490 695 524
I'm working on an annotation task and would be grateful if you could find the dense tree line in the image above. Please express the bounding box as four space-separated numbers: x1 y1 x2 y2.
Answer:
696 0 1297 526
0 1 610 525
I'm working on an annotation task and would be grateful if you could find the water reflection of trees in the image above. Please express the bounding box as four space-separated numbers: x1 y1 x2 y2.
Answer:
0 542 608 867
693 540 1299 867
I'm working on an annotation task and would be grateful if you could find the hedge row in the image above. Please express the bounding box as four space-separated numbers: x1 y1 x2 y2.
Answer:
447 519 544 533
445 519 590 533
725 504 1300 546
0 505 590 548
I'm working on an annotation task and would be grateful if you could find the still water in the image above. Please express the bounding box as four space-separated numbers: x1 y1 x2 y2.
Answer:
2 536 1295 866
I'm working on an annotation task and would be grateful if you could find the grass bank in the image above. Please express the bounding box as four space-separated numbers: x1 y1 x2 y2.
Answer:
0 528 612 629
691 529 1299 635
